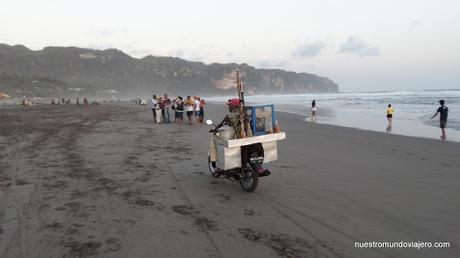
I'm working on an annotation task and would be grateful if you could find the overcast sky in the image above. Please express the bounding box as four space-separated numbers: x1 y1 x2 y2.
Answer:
1 0 459 92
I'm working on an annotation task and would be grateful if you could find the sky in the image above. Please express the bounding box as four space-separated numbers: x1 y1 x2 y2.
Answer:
0 0 459 92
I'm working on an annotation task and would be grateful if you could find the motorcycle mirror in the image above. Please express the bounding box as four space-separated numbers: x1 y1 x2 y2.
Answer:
206 119 213 125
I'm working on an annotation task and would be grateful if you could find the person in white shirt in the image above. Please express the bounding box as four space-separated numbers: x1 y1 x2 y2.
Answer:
194 96 201 122
155 97 162 123
150 95 158 123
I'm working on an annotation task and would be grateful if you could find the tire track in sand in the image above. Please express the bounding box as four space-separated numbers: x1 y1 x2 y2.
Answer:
155 124 224 258
256 195 393 258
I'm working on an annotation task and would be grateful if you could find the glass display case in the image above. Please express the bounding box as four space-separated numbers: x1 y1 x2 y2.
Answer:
244 104 276 136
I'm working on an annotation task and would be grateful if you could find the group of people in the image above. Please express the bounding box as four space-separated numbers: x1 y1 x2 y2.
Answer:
50 97 91 105
311 99 450 140
150 94 205 125
51 98 72 105
22 99 35 106
386 100 449 139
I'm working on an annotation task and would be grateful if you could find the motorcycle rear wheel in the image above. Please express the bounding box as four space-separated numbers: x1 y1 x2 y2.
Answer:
239 165 259 192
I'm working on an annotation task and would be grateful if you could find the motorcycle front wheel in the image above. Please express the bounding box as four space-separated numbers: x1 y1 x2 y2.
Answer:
207 156 221 178
239 165 259 192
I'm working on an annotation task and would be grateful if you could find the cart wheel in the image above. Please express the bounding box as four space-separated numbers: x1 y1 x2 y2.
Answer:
208 156 221 178
239 165 259 192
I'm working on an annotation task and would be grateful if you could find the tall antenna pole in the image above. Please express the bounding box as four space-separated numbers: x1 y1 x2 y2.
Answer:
236 69 246 138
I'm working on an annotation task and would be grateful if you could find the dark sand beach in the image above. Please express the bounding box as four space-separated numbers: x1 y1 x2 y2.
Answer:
1 103 459 257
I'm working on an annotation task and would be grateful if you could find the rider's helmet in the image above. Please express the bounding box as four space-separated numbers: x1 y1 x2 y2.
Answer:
227 98 240 112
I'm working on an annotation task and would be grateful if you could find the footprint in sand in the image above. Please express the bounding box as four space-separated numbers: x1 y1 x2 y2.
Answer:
15 178 30 185
105 238 122 252
213 193 231 202
64 240 102 256
244 209 256 216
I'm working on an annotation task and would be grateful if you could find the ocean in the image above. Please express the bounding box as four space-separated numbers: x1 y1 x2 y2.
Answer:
208 89 460 142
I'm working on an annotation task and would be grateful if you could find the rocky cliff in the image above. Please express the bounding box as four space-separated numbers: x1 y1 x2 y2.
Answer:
0 44 339 98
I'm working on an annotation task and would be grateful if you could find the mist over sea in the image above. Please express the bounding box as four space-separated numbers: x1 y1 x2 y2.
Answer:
208 89 460 142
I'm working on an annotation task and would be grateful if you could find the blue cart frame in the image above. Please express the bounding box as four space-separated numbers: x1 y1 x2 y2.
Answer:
245 104 276 136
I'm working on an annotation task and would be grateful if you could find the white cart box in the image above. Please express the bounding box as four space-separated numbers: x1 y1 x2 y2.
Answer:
215 132 286 170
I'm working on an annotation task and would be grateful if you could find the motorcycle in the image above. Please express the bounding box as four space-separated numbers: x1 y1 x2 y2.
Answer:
206 120 285 192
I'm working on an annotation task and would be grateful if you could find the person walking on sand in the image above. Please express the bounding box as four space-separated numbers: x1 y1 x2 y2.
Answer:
431 99 449 140
185 96 195 125
311 100 317 122
386 104 394 128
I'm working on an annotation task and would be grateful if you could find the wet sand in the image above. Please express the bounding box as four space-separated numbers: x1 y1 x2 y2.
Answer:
0 103 459 257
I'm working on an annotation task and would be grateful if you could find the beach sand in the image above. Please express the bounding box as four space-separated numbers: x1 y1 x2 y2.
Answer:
0 103 459 257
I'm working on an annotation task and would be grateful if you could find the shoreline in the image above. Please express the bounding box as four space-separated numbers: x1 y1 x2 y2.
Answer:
207 99 460 143
277 109 460 144
2 100 459 144
277 109 460 146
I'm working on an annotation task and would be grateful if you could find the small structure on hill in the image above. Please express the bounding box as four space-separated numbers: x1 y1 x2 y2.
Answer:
0 91 11 99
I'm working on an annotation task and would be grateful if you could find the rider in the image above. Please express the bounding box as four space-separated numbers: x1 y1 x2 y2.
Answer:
212 98 242 134
209 98 270 177
208 98 241 167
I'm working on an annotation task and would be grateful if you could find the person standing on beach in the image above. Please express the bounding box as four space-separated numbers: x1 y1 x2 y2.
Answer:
386 104 394 128
431 99 448 140
311 100 317 122
159 97 165 121
194 96 201 123
150 95 158 123
199 98 205 123
174 96 184 124
185 96 195 125
162 94 171 123
171 97 177 119
155 97 163 123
